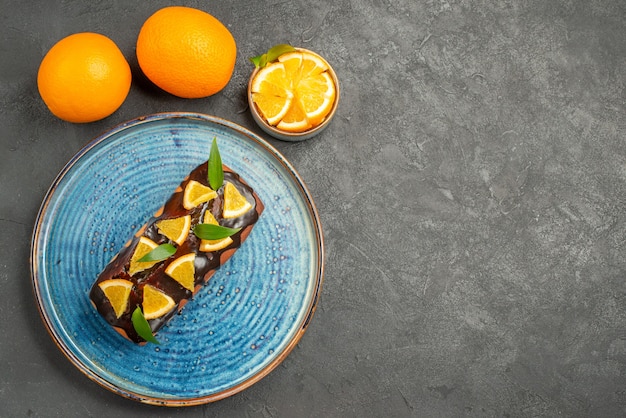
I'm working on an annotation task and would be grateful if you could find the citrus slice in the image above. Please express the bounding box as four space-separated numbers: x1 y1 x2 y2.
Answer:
98 279 133 318
199 210 233 252
251 62 292 94
251 92 292 125
183 180 217 210
295 71 336 126
299 51 328 79
222 182 252 218
276 100 311 132
277 52 303 85
250 62 294 125
155 215 191 245
164 253 196 291
128 236 160 276
142 284 176 320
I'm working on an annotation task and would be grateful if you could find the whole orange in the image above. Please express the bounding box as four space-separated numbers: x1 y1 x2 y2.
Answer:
37 33 131 123
136 6 237 99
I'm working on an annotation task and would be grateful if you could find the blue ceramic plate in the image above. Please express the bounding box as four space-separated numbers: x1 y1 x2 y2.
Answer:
30 113 324 405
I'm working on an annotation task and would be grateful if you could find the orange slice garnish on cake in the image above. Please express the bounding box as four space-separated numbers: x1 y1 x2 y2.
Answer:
199 210 233 252
98 279 133 318
155 215 191 246
222 182 252 218
128 236 160 276
142 284 176 320
164 253 196 291
182 180 217 210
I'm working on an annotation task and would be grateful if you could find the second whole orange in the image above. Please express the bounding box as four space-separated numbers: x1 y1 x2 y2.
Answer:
136 6 237 99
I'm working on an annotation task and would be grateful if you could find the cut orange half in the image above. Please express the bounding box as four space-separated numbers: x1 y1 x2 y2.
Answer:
199 210 233 252
222 182 252 218
155 215 191 246
183 180 217 210
142 284 175 320
128 236 160 276
98 279 133 318
165 253 196 291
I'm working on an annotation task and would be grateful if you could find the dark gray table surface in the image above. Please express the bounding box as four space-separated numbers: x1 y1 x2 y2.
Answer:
2 0 625 416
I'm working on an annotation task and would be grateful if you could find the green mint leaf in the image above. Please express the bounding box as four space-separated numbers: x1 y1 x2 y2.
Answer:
208 138 223 191
265 44 296 63
137 243 176 262
250 55 262 68
193 223 241 240
131 307 160 344
249 44 296 68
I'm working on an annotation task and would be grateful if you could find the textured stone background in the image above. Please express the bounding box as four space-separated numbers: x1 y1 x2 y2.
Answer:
1 0 625 416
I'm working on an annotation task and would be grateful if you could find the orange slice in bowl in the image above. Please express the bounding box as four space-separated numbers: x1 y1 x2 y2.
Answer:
251 61 292 93
296 71 336 126
277 52 303 85
251 92 292 126
296 51 328 79
250 62 293 125
276 100 311 133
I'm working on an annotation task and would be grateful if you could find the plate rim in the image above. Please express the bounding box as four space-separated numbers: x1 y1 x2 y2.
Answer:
29 112 325 406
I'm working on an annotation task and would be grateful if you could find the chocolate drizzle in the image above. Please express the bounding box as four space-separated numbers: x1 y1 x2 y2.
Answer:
89 162 264 343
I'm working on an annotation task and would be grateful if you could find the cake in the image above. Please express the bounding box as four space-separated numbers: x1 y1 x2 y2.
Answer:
89 142 264 344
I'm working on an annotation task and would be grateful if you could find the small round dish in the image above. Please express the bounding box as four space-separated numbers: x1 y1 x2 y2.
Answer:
247 47 340 142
